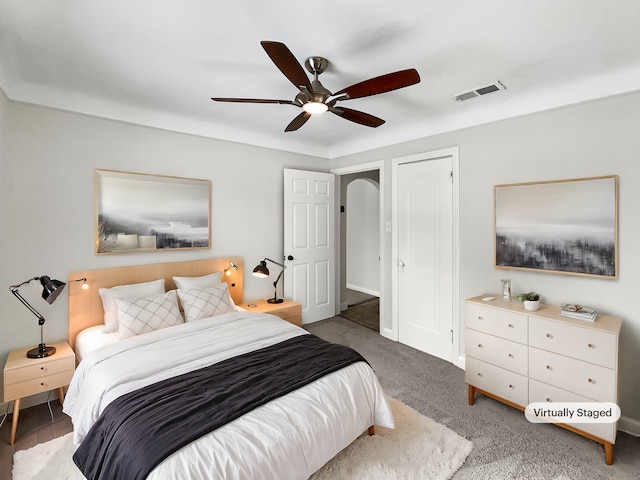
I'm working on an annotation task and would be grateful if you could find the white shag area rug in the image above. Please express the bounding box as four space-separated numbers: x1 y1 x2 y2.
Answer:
13 397 472 480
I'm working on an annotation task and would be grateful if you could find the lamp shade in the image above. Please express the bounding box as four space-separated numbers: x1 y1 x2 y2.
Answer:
252 260 269 278
40 276 66 304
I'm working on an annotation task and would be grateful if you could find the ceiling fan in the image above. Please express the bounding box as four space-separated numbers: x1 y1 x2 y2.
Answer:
211 41 421 132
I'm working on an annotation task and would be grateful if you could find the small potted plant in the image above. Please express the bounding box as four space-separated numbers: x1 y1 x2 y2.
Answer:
523 292 541 311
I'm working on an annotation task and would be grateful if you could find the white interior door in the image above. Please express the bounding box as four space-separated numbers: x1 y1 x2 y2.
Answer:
283 169 336 323
396 157 453 361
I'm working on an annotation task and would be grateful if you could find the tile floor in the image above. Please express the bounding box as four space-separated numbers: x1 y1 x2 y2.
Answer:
0 399 73 475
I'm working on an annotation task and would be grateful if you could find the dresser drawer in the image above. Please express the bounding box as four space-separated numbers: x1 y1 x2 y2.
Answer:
466 357 528 407
466 303 528 343
529 348 615 402
465 328 528 375
529 317 617 369
4 370 74 402
529 379 616 443
4 356 75 385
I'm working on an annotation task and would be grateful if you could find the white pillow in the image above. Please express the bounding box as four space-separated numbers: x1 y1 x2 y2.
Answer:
177 283 234 322
99 279 165 333
172 272 223 290
117 290 183 339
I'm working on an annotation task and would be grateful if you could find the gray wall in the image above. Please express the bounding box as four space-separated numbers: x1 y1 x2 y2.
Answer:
0 96 327 408
346 177 380 295
330 91 640 430
2 88 638 431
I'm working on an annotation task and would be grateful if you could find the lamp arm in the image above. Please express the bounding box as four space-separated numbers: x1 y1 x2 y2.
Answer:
272 268 285 289
11 287 46 325
263 257 285 268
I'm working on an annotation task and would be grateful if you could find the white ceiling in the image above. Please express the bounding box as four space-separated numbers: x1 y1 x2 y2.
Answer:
2 1 640 159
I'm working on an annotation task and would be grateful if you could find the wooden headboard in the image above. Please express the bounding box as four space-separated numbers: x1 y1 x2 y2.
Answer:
68 257 243 351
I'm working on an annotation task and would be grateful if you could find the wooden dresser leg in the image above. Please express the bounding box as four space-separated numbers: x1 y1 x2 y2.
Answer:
604 442 613 465
368 426 375 436
468 385 476 405
10 398 21 445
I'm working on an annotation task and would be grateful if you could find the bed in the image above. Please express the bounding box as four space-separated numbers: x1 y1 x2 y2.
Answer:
63 257 393 480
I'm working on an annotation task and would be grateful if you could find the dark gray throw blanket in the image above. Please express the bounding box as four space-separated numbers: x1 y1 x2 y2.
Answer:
73 334 369 480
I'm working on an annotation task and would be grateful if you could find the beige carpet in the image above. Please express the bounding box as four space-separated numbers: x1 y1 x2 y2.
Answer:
14 397 472 480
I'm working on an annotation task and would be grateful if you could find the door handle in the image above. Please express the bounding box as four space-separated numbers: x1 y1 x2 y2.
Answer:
287 255 294 261
398 260 405 271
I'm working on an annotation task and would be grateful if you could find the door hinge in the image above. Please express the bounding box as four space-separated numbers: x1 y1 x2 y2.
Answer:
449 170 453 183
450 330 454 343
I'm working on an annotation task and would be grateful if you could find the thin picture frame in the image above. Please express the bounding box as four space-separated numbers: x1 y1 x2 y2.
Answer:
95 169 211 254
494 175 618 278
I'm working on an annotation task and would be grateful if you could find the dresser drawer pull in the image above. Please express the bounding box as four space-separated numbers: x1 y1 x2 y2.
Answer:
508 353 513 358
41 367 45 370
477 344 483 348
588 343 593 348
477 372 483 377
477 316 483 320
508 384 514 389
546 333 552 338
546 397 552 402
546 365 551 370
508 324 514 328
588 378 593 383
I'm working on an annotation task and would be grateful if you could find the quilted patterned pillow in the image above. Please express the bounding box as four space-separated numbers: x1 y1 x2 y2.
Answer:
178 283 235 322
116 290 183 339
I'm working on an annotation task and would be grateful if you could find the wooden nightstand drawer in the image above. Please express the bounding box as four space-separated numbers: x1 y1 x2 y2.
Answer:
4 370 75 402
241 299 303 326
5 356 75 385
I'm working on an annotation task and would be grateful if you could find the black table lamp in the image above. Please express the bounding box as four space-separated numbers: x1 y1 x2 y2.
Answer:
10 275 66 358
252 258 285 304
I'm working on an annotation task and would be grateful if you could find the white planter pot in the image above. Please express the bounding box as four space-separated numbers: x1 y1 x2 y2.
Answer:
524 300 541 311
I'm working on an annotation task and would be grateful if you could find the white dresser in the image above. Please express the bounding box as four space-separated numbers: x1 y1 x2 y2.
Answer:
465 295 621 465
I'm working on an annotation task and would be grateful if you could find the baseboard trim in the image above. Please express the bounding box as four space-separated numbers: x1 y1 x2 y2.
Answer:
619 416 640 437
346 284 380 297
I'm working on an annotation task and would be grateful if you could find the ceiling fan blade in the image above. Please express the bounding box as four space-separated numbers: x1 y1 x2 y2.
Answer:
330 107 385 128
335 69 420 100
261 41 313 92
211 97 295 105
285 111 312 132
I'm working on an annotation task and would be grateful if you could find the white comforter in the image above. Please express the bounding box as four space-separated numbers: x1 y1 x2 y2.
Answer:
64 311 394 480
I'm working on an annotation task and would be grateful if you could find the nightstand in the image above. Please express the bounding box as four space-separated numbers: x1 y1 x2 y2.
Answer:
3 341 75 445
241 299 303 326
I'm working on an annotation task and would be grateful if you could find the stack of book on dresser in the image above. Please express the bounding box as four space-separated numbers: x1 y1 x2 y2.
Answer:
560 303 598 322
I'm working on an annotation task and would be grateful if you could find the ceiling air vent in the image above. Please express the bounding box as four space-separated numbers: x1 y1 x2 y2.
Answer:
452 81 506 102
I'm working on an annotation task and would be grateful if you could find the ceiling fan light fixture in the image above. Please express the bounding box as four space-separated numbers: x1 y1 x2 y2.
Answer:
302 102 328 114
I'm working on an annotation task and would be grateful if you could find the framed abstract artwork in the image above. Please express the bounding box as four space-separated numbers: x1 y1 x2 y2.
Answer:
95 169 211 254
494 175 617 278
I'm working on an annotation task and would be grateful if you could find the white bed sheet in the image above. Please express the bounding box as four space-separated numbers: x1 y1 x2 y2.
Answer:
64 312 394 480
